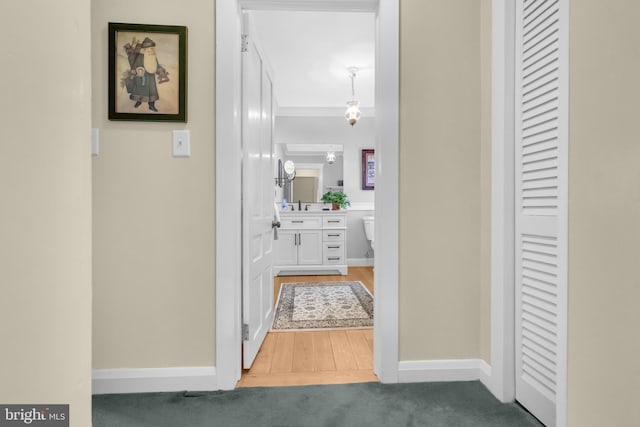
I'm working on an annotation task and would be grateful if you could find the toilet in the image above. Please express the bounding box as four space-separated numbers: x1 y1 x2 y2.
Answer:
362 215 375 251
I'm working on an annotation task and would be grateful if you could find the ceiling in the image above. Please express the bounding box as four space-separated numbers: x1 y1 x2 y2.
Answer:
250 10 376 116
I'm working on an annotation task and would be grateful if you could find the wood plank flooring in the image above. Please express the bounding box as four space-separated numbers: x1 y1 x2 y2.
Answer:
237 266 377 387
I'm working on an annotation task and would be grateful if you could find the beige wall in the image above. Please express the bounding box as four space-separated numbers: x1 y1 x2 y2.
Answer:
91 0 491 371
568 1 640 425
92 0 216 368
399 0 484 360
0 1 92 425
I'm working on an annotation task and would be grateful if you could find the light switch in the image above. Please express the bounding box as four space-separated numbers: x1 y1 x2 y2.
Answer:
172 130 191 157
91 128 99 156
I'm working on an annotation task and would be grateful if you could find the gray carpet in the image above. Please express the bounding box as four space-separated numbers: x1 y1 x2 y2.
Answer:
93 381 543 427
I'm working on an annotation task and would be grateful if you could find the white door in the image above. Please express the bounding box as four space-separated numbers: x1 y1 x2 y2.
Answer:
514 1 568 426
241 12 276 368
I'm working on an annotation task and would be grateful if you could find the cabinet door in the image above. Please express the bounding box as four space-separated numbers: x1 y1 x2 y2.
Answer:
275 229 298 266
297 229 323 265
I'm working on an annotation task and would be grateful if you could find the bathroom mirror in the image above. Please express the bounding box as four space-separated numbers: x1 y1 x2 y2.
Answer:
275 143 343 203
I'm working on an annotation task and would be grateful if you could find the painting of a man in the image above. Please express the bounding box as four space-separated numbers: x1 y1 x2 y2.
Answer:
121 37 170 112
110 23 186 121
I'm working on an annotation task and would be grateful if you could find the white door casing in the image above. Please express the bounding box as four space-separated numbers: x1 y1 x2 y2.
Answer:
514 1 568 426
241 11 276 368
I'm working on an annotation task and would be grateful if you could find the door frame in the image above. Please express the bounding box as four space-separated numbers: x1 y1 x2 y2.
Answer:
215 0 399 389
490 0 516 404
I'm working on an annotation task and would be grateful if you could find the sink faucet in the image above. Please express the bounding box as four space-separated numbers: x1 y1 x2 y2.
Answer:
305 204 310 211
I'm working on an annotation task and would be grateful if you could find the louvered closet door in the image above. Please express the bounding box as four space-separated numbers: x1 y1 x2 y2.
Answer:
514 1 568 426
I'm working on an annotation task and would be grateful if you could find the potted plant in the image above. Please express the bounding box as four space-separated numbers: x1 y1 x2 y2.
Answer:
321 191 351 210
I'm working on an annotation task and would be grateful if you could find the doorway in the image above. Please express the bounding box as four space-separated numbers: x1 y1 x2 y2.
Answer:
215 0 400 390
241 7 377 385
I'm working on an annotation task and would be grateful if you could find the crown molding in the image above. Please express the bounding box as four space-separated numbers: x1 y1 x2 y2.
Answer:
275 106 375 118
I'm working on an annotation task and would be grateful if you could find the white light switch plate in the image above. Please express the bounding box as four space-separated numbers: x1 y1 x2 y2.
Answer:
172 130 190 157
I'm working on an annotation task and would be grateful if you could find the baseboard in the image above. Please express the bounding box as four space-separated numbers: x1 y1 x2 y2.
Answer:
348 258 374 267
92 367 218 395
398 359 492 386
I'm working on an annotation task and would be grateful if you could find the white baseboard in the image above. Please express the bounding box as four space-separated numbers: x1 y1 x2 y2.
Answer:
348 258 374 267
398 359 492 388
92 367 218 395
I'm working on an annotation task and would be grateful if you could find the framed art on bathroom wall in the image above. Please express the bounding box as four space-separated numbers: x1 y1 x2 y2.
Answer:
362 149 375 190
108 22 188 122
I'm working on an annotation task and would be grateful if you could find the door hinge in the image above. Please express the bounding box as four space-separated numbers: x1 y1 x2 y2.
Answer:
241 34 248 53
242 323 249 340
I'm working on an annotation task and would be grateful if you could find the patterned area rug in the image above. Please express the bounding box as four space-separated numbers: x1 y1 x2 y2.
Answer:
272 281 374 331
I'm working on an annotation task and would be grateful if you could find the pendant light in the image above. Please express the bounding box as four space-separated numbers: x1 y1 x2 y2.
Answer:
326 151 336 164
345 67 361 126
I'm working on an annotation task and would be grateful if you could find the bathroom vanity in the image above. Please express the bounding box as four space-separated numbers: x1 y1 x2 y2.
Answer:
274 211 348 275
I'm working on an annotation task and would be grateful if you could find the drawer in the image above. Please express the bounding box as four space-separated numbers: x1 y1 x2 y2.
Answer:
323 230 345 241
323 215 346 228
324 254 345 264
280 216 322 229
323 242 344 257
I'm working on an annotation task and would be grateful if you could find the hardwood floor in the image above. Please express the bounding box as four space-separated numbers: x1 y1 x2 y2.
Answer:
237 266 377 388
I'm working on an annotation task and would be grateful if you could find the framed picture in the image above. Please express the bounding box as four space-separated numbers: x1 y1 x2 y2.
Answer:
108 22 187 122
362 149 375 190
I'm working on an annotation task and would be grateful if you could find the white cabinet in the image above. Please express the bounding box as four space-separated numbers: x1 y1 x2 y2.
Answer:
275 230 298 266
274 213 347 275
297 230 323 265
275 229 322 266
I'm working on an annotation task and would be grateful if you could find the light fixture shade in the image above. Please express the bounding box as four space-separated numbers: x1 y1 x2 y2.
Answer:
326 151 336 164
345 100 361 126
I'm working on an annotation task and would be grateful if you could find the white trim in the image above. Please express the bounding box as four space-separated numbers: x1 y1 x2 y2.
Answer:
489 0 515 403
92 367 217 395
215 0 243 390
348 257 374 267
373 0 400 384
398 360 492 385
556 1 570 425
239 0 378 12
216 0 400 389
